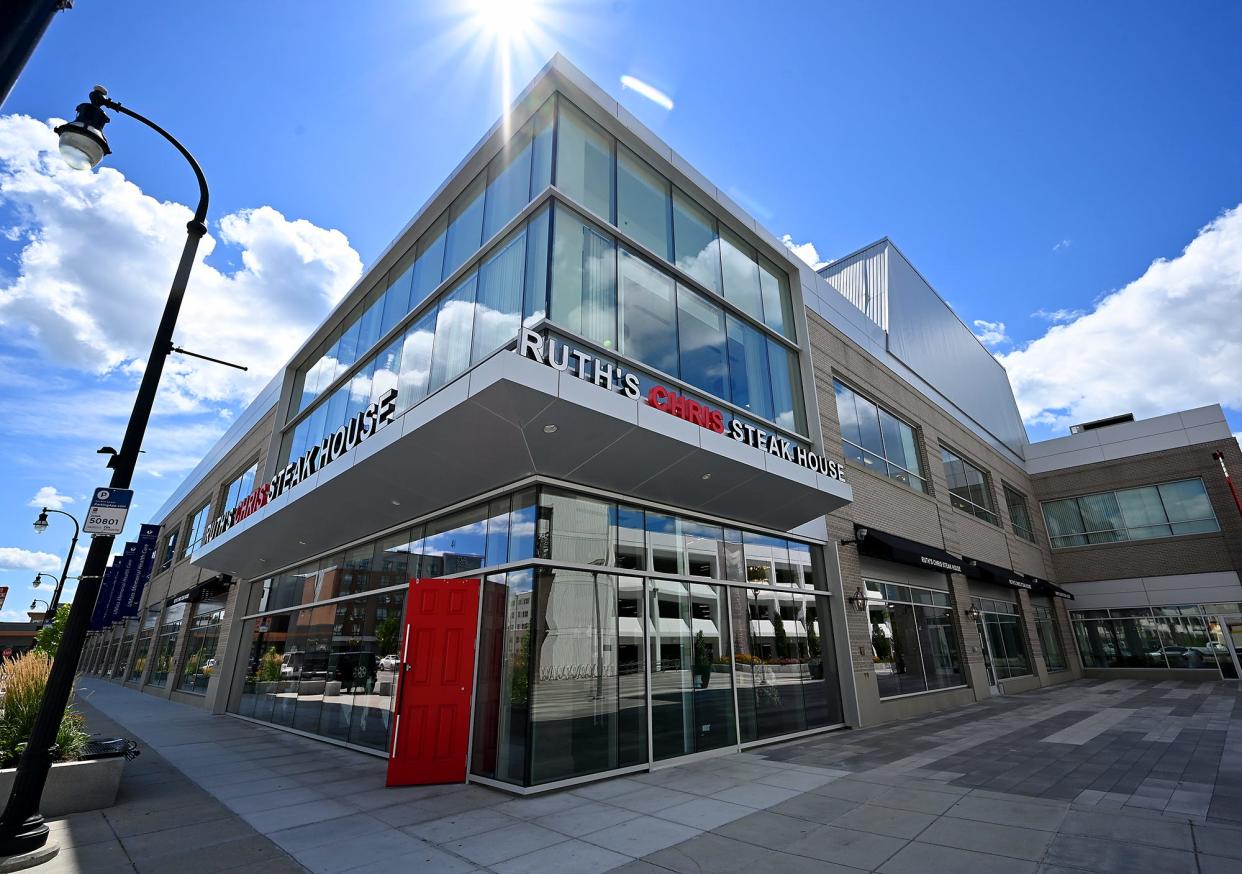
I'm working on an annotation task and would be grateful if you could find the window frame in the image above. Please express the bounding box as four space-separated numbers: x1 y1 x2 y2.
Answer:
939 445 999 525
832 379 928 493
1040 477 1220 550
1002 483 1036 542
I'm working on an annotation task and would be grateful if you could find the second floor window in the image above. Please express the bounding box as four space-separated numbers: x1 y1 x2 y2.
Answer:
159 528 179 571
941 446 999 525
222 462 258 510
181 503 212 559
833 380 926 492
1003 485 1036 541
1041 478 1219 548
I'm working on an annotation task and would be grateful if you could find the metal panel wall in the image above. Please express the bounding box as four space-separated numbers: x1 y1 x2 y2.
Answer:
819 241 889 331
883 246 1028 457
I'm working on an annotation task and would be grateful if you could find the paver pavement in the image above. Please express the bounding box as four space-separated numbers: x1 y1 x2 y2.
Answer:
38 677 1242 873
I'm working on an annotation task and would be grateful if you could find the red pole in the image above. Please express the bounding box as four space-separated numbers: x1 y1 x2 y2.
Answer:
1214 451 1242 519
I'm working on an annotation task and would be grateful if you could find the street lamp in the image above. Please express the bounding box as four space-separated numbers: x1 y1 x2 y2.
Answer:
28 601 48 615
0 85 209 860
29 508 79 618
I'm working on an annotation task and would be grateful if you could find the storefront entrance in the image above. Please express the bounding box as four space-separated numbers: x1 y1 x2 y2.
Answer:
387 578 480 787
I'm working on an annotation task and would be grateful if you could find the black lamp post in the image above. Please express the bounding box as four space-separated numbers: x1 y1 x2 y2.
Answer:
0 85 209 858
31 507 79 620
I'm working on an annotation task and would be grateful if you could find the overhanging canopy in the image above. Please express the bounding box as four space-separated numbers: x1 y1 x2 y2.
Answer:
855 525 963 575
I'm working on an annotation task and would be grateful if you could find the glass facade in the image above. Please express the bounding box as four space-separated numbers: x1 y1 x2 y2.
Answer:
973 597 1030 681
178 600 226 694
866 581 964 698
940 447 999 525
147 603 186 689
222 462 258 511
833 381 926 492
1071 605 1233 671
1034 604 1067 672
232 486 842 782
1041 479 1219 549
282 93 808 468
181 503 212 559
159 527 179 571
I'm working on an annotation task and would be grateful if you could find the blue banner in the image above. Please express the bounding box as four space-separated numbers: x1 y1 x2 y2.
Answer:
106 543 139 627
122 524 161 618
89 562 118 631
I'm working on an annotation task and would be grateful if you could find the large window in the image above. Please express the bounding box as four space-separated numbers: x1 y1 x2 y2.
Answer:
178 600 226 694
940 447 999 525
1003 484 1036 541
146 603 186 689
973 597 1029 681
833 381 926 492
284 93 808 467
159 527 179 572
181 504 212 559
222 461 258 510
1071 605 1231 671
291 97 554 418
234 486 840 778
1033 604 1067 672
1041 478 1219 549
866 582 964 698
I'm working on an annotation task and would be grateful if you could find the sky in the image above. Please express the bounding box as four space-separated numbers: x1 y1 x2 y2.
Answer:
0 1 1240 620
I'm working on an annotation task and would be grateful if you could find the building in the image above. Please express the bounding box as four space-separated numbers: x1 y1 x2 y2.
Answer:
80 56 1242 793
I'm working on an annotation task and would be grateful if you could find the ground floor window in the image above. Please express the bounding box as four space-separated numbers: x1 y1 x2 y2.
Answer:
1071 605 1232 671
973 596 1030 681
128 607 161 682
1034 604 1067 672
471 565 842 787
866 581 963 698
114 625 137 683
146 603 187 689
234 588 405 752
178 600 227 694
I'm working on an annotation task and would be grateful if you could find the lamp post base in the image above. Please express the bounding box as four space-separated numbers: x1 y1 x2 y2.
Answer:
0 840 56 871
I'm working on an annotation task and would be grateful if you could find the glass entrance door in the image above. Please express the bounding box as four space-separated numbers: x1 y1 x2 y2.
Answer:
649 580 736 761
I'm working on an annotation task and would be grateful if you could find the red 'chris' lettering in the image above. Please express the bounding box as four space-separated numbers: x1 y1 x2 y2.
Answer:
646 386 725 433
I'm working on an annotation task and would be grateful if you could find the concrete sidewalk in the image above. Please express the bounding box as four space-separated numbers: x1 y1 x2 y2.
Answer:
42 677 1242 873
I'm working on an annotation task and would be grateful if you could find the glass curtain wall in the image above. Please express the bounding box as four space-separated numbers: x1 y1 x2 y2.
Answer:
113 621 137 684
865 582 964 697
178 600 226 693
147 603 187 688
833 380 926 492
1071 605 1231 671
283 92 809 469
1033 604 1067 672
233 485 840 782
973 597 1030 680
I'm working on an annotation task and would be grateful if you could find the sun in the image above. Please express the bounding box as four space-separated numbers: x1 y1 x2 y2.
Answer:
468 0 543 44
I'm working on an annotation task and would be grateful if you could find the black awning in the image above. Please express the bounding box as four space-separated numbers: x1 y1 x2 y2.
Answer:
963 558 1034 592
1029 577 1075 600
169 574 233 606
856 525 964 575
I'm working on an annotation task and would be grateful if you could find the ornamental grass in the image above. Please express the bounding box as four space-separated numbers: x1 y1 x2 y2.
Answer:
0 651 89 768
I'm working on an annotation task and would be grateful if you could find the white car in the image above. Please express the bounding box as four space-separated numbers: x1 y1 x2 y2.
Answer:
378 654 401 672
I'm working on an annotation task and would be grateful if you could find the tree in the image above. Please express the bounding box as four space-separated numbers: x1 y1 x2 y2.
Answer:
772 609 791 659
375 617 400 655
32 604 71 660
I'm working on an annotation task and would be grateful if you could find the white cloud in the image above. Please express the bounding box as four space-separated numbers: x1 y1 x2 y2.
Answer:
1032 307 1085 323
0 547 60 572
972 319 1010 348
28 486 73 510
780 234 828 270
1052 239 1072 252
1000 204 1242 431
0 114 362 407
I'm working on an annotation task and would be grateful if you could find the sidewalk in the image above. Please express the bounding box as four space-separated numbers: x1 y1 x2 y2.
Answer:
41 677 1242 873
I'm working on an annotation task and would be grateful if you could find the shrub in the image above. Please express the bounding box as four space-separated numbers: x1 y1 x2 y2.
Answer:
0 652 90 768
257 647 283 683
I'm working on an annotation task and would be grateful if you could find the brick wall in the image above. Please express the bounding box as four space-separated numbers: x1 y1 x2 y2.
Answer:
1030 439 1242 584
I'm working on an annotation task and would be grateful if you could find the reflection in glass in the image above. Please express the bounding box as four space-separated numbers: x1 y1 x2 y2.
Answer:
146 603 186 688
555 101 614 222
472 571 534 784
617 145 671 258
726 315 773 421
676 285 729 400
650 579 735 760
527 570 646 784
551 206 616 348
719 226 763 323
177 602 225 694
671 188 721 295
444 172 486 279
1034 605 1067 672
471 228 526 365
619 248 678 376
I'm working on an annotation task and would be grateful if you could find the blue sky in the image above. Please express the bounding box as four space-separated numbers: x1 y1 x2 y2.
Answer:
1 1 1240 617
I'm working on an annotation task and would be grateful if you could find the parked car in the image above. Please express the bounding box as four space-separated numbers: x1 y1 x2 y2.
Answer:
378 654 401 672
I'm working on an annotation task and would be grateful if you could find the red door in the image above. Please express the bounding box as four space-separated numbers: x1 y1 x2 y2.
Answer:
387 578 481 787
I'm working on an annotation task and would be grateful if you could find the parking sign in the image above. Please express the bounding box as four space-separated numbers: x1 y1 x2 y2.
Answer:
84 487 134 535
